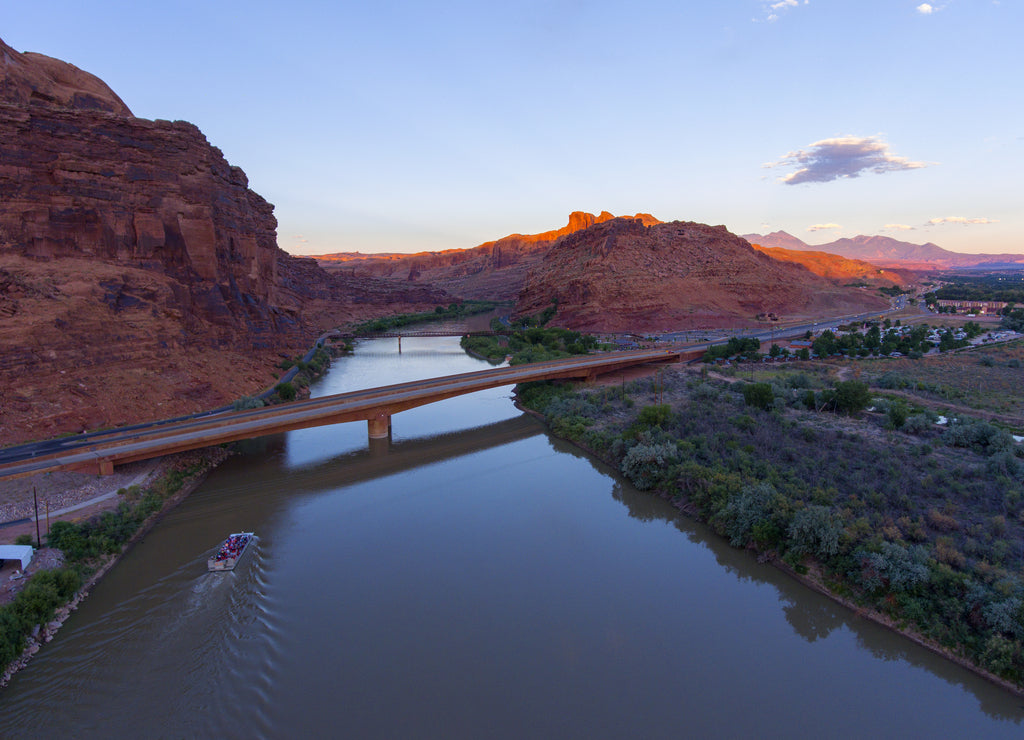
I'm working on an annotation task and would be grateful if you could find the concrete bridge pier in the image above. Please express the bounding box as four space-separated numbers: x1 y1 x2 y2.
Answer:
368 412 392 440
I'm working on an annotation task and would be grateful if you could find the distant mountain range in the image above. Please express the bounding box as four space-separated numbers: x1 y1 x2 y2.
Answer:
743 231 1024 270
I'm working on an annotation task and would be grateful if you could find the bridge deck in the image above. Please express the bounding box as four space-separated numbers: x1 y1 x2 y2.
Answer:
0 349 680 480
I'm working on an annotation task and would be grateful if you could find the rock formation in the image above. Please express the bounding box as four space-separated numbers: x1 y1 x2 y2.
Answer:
516 217 891 332
314 211 661 300
749 245 912 287
0 37 444 445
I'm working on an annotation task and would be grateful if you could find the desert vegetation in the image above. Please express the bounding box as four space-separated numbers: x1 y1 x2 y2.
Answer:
517 349 1024 687
460 309 603 365
350 300 503 334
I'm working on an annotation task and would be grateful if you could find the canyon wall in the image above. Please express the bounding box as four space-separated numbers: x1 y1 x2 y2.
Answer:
0 37 443 444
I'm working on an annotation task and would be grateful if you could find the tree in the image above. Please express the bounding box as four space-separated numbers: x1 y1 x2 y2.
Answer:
742 382 774 410
722 482 776 547
636 404 672 429
887 400 909 429
788 505 842 559
829 380 871 414
620 443 677 490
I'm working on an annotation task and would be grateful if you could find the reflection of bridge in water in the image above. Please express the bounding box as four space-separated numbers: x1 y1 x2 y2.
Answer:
244 414 545 495
0 349 683 481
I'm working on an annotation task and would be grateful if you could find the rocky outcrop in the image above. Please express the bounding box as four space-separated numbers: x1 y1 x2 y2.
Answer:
516 218 890 332
314 211 661 300
750 245 911 287
0 37 131 115
0 102 306 348
0 38 447 445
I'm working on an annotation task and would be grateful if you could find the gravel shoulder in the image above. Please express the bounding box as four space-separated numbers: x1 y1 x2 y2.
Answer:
0 460 161 540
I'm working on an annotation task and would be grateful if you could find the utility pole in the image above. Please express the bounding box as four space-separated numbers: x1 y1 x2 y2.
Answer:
33 486 41 548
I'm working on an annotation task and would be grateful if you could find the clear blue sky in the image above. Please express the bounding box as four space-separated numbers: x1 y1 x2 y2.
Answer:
5 1 1021 255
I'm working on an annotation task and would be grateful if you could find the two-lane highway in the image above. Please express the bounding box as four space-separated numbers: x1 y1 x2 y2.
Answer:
0 349 680 481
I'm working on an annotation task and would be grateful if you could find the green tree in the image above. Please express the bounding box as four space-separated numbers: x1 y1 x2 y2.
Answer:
829 380 871 414
636 404 672 429
788 505 842 559
620 443 677 491
887 399 909 429
742 382 774 410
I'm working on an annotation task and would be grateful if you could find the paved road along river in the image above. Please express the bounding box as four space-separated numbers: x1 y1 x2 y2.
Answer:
1 337 1022 737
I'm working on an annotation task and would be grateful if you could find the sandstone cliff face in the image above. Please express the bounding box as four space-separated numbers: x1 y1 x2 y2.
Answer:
0 38 445 445
516 218 890 332
749 245 911 287
0 37 131 115
315 211 661 300
0 103 305 348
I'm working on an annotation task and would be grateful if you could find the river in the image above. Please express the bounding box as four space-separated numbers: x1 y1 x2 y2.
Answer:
1 337 1023 738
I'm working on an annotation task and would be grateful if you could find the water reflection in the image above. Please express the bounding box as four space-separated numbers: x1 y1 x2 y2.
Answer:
546 429 1024 722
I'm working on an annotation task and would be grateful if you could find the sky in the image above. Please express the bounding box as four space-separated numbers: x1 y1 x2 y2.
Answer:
4 1 1022 255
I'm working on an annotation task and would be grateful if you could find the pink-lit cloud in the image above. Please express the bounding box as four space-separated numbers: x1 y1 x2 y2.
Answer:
807 223 842 232
927 216 998 226
767 135 927 185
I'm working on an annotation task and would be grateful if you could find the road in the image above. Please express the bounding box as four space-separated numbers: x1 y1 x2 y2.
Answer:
0 299 923 479
0 349 680 480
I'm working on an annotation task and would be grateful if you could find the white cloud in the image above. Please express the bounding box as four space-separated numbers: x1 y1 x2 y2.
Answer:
768 135 927 185
916 3 934 14
757 0 808 22
807 223 841 232
927 216 998 225
884 223 915 231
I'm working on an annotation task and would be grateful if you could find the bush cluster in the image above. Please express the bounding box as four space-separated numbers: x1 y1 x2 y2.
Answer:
524 375 1024 685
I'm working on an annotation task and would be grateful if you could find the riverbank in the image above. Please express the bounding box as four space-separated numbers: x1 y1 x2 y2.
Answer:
0 446 230 689
514 362 1024 697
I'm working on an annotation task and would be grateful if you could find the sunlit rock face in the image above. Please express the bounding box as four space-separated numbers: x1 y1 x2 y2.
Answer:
313 211 661 300
515 217 890 332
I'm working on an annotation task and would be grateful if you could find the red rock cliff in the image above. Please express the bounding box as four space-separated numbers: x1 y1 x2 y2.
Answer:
314 211 661 300
0 38 445 444
516 217 890 331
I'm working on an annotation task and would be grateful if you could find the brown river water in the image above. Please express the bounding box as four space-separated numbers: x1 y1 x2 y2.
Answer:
1 337 1023 738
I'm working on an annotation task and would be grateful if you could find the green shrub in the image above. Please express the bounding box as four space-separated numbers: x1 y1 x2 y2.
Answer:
887 400 909 430
636 403 672 429
276 382 297 401
14 534 34 547
788 505 842 558
742 382 774 410
820 380 871 414
620 442 677 490
903 414 933 435
233 395 265 410
721 482 776 547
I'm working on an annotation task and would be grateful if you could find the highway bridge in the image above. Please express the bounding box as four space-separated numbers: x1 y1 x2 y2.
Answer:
0 349 682 481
